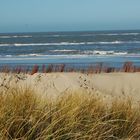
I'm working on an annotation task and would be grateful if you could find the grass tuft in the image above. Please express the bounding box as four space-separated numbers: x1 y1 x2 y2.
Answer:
0 87 140 139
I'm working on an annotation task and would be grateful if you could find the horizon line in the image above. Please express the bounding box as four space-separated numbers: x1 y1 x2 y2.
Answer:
0 29 140 34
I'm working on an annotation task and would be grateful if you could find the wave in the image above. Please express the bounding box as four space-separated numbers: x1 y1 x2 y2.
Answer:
9 42 86 46
87 41 140 45
0 35 32 39
0 32 139 39
0 44 11 47
50 50 128 56
50 35 71 37
83 50 128 55
81 33 140 36
0 42 85 47
99 33 140 36
0 51 128 58
0 54 92 60
4 55 13 57
50 49 78 52
0 54 44 57
1 52 140 60
97 33 140 36
86 41 122 45
18 54 43 57
0 41 140 47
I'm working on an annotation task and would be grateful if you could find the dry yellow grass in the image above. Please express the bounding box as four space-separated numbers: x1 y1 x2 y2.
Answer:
0 86 140 140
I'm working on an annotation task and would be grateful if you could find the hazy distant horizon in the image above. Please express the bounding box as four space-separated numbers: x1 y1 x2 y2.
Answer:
1 29 140 34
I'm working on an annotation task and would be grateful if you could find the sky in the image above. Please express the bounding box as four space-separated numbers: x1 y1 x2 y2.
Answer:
0 0 140 33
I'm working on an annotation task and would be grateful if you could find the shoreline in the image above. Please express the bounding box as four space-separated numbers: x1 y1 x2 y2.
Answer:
0 61 140 74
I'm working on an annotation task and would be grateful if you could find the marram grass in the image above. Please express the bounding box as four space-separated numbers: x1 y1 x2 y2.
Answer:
0 87 140 140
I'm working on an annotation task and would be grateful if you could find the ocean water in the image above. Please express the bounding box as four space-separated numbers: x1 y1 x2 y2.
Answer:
0 30 140 68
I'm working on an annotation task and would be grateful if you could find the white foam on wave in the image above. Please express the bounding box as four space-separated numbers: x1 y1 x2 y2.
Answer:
51 35 71 37
80 33 140 36
100 41 122 44
0 35 32 39
0 44 11 47
0 54 89 60
0 53 44 58
18 54 43 57
0 42 86 47
17 53 88 58
0 41 140 47
50 49 78 52
87 41 122 45
119 33 140 36
87 41 140 45
13 35 32 38
1 53 140 61
1 51 128 58
100 33 140 36
41 34 72 37
83 50 128 55
93 50 114 55
5 55 13 57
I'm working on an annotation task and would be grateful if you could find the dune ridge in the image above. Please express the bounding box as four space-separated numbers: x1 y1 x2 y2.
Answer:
0 72 140 102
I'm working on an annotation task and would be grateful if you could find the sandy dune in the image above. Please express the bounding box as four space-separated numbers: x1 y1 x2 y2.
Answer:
0 72 140 102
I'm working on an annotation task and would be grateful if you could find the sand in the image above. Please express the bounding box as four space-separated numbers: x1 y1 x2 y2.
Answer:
0 72 140 102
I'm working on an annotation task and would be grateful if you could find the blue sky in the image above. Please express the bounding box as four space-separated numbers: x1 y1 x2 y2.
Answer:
0 0 140 33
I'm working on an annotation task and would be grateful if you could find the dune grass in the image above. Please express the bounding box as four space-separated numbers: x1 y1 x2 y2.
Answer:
0 86 140 140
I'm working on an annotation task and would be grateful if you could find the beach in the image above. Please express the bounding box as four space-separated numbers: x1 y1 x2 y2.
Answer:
1 0 140 137
1 31 140 138
1 72 140 103
1 71 140 139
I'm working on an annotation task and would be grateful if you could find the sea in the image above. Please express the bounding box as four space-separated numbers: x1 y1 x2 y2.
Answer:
0 30 140 69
